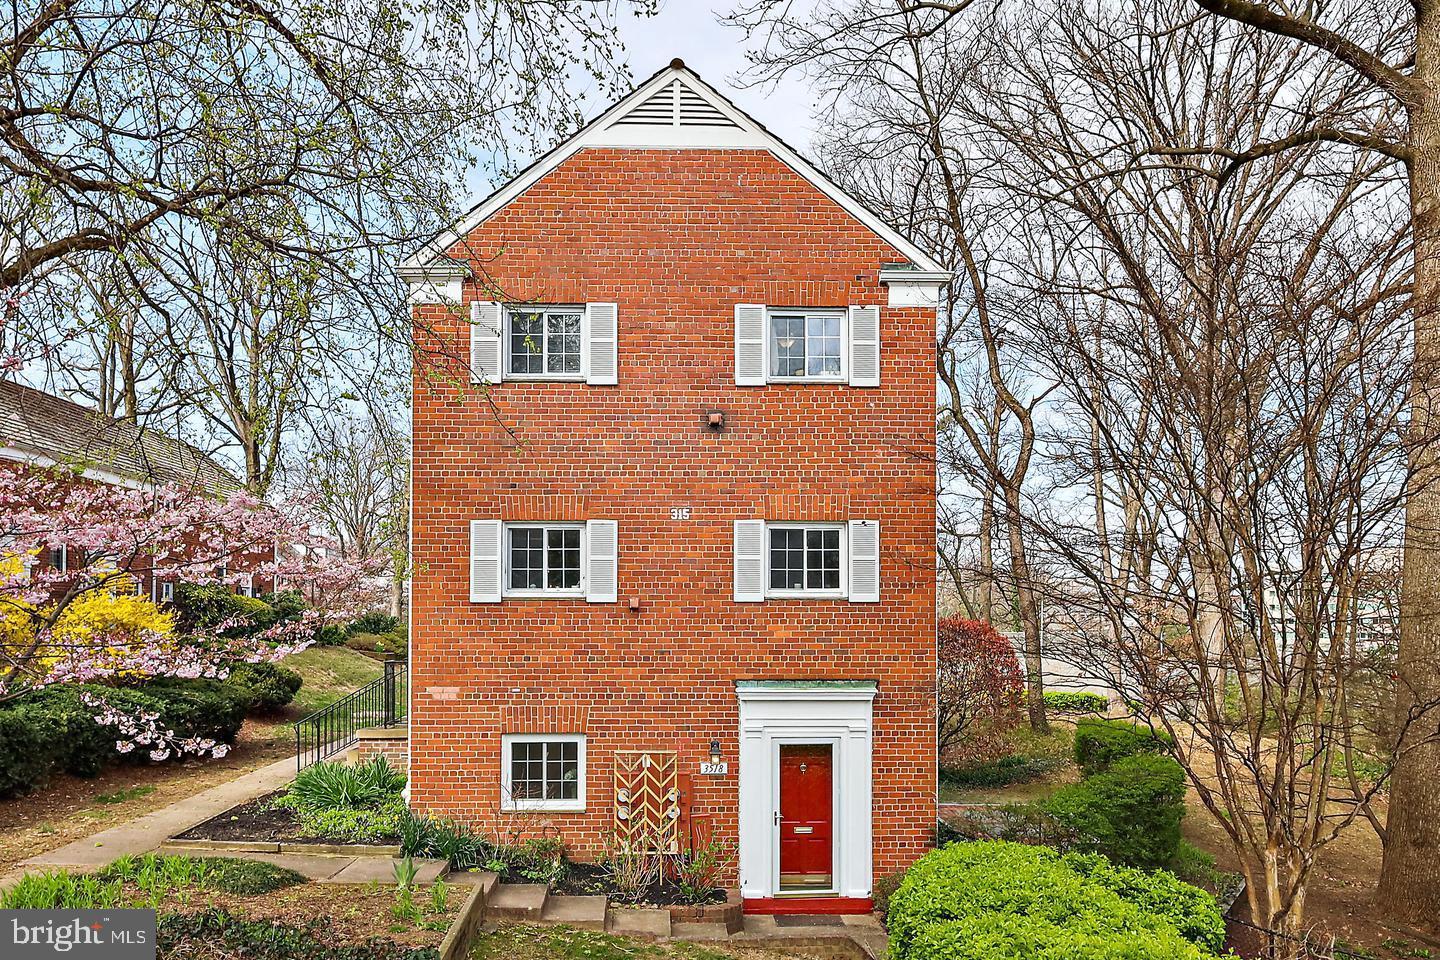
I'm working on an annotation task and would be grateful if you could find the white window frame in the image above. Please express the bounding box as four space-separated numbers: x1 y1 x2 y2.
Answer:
765 522 847 600
503 522 586 598
153 578 176 604
767 308 846 383
236 573 256 598
54 543 68 574
500 733 587 813
504 305 587 381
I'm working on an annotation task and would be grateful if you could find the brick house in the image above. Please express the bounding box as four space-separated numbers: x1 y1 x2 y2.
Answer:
0 379 270 599
399 61 947 913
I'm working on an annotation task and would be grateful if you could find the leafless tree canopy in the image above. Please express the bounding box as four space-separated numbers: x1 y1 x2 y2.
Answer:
735 0 1425 938
1 0 644 485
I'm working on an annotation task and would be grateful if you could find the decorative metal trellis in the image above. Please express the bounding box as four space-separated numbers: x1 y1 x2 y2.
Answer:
613 750 680 854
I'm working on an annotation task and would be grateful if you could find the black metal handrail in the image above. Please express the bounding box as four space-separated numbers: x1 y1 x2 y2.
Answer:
294 659 408 771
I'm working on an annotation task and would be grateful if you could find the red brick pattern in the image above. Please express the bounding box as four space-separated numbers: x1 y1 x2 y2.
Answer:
409 148 937 879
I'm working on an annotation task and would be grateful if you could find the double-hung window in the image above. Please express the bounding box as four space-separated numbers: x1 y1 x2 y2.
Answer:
507 306 583 378
505 523 583 597
501 734 585 812
769 309 844 381
767 523 845 597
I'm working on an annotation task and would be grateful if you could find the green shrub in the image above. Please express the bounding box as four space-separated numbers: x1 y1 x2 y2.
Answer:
940 753 1065 789
135 679 250 743
348 611 402 635
285 795 408 842
1074 717 1174 776
287 756 405 811
873 871 905 921
0 703 59 795
345 631 405 656
398 810 493 870
1043 692 1108 714
1044 754 1187 869
886 841 1226 960
315 624 347 646
227 662 303 712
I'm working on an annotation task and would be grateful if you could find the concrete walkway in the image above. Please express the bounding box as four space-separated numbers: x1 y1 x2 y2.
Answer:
20 754 298 871
0 755 448 896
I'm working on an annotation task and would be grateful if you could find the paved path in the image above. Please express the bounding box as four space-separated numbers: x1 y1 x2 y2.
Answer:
20 754 297 870
0 756 447 896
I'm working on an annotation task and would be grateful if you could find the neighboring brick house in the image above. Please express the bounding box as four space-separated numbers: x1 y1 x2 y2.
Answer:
400 61 947 914
0 379 270 598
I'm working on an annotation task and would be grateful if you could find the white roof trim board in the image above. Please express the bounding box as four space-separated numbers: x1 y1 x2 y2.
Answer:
402 61 947 274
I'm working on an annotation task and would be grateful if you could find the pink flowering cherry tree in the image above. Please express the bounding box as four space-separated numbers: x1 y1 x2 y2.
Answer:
0 464 383 758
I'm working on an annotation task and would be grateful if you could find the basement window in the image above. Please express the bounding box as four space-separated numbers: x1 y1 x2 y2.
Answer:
501 734 586 812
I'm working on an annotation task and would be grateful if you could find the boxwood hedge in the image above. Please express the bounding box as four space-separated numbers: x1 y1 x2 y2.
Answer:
1074 717 1174 776
887 841 1227 960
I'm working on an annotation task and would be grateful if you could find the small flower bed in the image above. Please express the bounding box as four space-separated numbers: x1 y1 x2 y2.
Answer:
400 813 731 907
178 757 408 846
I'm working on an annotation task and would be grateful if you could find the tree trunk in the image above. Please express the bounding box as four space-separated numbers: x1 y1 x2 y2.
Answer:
1005 487 1047 733
1378 59 1440 927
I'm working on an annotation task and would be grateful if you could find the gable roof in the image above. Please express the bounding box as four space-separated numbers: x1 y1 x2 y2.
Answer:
0 379 240 493
400 60 947 275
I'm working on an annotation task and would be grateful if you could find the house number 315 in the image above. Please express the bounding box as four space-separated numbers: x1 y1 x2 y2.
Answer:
670 507 692 520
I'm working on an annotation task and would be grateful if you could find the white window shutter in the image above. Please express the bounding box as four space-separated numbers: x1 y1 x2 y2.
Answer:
469 520 503 603
848 305 881 387
586 519 618 603
734 520 766 602
735 304 767 386
586 302 618 385
470 301 503 385
848 520 880 602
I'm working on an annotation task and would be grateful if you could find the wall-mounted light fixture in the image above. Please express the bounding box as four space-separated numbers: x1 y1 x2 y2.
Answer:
709 739 722 764
707 411 725 431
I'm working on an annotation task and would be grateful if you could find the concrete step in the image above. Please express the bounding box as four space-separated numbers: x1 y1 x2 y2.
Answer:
670 920 733 941
540 894 608 930
607 905 671 939
487 883 548 921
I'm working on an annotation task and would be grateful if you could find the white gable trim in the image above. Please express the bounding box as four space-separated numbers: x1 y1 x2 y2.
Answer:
401 63 947 275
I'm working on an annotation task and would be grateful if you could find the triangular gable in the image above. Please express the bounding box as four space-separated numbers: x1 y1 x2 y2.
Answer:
401 60 946 273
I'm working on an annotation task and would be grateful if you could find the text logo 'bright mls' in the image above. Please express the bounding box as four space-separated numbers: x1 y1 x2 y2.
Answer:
2 910 156 959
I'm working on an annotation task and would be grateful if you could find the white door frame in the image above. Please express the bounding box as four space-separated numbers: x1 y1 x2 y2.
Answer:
736 682 875 901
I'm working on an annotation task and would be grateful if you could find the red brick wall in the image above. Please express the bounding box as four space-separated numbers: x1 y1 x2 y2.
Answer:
409 148 936 879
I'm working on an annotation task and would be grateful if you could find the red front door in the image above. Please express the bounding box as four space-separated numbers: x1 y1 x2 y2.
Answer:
778 743 834 891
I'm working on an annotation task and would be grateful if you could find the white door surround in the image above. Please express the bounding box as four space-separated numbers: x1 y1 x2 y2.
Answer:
736 681 876 902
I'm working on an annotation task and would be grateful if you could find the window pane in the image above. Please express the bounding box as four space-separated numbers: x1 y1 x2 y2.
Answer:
806 529 841 590
547 312 583 374
510 312 544 374
509 528 544 590
546 528 581 590
770 528 805 590
770 315 806 378
511 742 544 800
807 315 843 376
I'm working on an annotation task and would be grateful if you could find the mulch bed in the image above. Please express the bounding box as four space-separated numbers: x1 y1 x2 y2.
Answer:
174 789 399 846
551 861 726 907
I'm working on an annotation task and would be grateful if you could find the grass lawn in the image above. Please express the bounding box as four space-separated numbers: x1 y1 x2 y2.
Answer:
938 724 1077 805
250 646 387 744
471 924 831 960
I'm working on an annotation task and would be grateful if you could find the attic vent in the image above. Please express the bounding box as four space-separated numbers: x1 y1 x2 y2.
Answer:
677 87 738 127
612 80 741 129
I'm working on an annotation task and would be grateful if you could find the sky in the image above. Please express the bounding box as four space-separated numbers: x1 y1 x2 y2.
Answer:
598 0 823 147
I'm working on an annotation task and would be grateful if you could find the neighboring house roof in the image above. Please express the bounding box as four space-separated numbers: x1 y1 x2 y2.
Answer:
0 379 240 492
399 59 949 277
